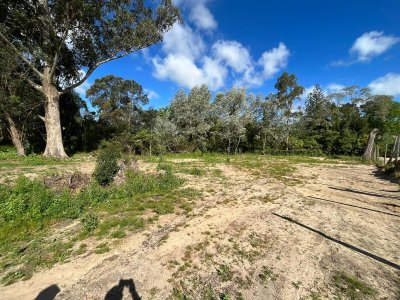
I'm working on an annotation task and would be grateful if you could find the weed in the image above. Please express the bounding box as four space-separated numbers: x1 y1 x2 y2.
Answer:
95 243 110 254
81 213 99 232
333 271 377 299
111 229 126 239
217 264 233 282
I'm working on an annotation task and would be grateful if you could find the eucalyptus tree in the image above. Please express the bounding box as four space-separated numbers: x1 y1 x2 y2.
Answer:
86 75 148 133
0 43 43 156
170 85 212 151
274 72 304 150
0 0 180 157
213 88 253 154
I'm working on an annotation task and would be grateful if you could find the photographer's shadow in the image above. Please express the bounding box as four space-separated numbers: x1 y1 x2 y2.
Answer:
104 279 141 300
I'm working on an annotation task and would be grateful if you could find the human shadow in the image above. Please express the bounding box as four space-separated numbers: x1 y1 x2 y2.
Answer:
308 196 400 218
104 279 141 300
329 186 400 200
272 213 400 271
34 284 60 300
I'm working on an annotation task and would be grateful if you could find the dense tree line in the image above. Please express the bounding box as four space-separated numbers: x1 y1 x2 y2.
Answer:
4 71 398 157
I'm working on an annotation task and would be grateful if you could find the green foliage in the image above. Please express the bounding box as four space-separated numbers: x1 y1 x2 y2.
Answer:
81 213 99 232
333 272 377 299
94 144 121 185
0 164 185 283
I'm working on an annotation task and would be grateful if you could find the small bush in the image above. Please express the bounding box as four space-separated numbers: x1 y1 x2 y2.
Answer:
94 144 121 185
81 213 99 232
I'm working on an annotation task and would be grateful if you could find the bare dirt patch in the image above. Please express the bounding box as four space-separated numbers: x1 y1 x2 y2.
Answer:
0 159 399 299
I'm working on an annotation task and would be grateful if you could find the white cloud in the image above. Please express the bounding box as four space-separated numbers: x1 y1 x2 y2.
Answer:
212 40 252 73
189 2 217 30
162 24 205 60
333 31 400 66
368 73 400 96
174 0 217 31
144 89 159 100
350 31 400 61
258 43 290 78
326 83 345 94
152 2 290 90
152 54 206 88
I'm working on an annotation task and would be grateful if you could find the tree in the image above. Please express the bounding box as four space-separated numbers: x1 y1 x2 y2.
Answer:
0 0 180 157
302 85 333 152
213 88 253 154
274 72 304 150
170 85 212 151
0 43 43 156
86 75 148 133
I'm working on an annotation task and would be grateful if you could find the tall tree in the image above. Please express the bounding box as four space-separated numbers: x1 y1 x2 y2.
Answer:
0 0 180 157
86 75 148 133
303 85 334 152
170 85 212 152
274 72 304 150
213 88 253 154
0 43 43 156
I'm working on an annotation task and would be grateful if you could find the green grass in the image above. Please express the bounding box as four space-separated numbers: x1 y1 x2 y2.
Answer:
0 167 187 284
333 271 377 299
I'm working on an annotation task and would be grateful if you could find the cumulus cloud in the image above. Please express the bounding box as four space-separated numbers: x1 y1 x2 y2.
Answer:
189 2 217 30
212 40 252 73
162 24 205 60
332 31 400 66
258 43 290 78
368 73 400 96
152 1 290 90
350 31 400 61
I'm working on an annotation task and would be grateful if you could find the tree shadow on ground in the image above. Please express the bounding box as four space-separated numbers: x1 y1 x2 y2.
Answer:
329 186 400 200
34 284 60 300
372 169 400 186
272 213 400 271
308 196 400 217
104 279 141 300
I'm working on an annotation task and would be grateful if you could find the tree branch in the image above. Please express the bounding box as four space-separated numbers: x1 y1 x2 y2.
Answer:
27 79 43 92
0 31 44 79
38 115 46 122
61 50 140 94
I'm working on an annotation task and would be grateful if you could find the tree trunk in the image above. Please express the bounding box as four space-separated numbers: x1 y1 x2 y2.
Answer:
5 113 25 156
42 67 68 158
387 135 399 165
362 128 378 161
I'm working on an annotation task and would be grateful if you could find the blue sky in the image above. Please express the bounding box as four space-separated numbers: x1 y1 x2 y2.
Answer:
76 0 400 108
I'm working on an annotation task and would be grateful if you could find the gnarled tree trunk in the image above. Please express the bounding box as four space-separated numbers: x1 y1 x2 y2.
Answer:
362 128 378 161
42 67 68 158
5 113 25 156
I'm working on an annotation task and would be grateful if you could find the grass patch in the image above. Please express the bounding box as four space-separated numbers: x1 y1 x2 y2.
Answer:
333 271 377 299
0 167 186 284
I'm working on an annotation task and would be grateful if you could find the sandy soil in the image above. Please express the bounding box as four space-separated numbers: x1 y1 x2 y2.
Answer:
1 161 399 299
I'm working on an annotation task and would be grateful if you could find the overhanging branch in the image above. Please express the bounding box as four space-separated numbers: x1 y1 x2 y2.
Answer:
0 31 44 80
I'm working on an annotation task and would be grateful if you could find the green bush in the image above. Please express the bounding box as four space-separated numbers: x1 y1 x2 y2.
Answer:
81 213 99 232
94 144 121 185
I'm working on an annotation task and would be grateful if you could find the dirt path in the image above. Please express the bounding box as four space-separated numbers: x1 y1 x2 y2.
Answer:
1 162 399 299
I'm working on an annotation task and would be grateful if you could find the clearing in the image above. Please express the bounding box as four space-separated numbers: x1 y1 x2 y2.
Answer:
0 154 399 299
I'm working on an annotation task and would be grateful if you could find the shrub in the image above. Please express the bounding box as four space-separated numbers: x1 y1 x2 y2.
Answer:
94 144 121 185
81 213 99 232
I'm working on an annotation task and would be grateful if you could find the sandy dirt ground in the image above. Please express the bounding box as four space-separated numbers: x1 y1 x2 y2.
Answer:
1 161 399 299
